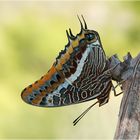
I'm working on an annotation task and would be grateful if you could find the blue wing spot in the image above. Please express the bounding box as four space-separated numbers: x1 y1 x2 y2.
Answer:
53 95 60 106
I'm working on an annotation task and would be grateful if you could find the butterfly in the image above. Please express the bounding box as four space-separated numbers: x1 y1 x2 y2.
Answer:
21 16 121 125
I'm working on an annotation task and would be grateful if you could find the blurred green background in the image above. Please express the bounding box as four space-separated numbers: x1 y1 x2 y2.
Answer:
0 1 140 139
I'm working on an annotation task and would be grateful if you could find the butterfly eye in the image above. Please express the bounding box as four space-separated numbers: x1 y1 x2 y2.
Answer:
86 33 96 41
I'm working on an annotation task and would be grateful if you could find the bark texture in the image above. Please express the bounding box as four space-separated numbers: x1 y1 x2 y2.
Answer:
112 53 140 139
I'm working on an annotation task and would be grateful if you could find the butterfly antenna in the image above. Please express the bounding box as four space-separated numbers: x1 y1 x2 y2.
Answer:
73 101 99 126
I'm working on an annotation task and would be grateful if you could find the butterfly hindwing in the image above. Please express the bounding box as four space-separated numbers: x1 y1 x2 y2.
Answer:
21 17 113 107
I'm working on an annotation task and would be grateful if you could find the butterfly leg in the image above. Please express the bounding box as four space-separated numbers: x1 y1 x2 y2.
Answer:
114 80 126 89
113 90 123 96
112 82 124 97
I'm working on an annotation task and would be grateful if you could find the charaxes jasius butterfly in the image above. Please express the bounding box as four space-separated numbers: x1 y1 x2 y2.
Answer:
21 16 121 125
